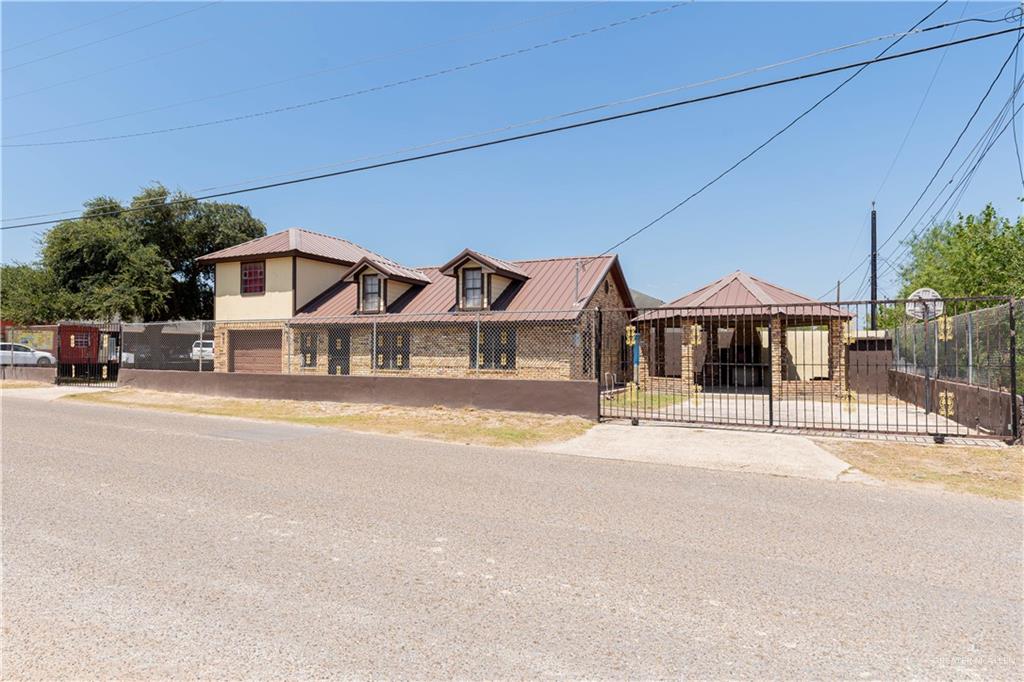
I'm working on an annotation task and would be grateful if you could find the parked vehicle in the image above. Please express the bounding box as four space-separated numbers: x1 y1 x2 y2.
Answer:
0 342 56 366
190 340 214 361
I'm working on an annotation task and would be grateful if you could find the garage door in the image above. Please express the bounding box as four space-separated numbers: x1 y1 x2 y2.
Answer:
229 330 281 373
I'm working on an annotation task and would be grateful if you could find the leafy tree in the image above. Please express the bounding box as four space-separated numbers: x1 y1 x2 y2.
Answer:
0 183 265 323
893 203 1023 300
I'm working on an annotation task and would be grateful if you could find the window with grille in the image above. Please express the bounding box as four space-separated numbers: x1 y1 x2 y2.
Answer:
362 274 381 312
470 324 516 369
241 261 265 294
376 329 410 370
300 332 318 368
462 268 483 309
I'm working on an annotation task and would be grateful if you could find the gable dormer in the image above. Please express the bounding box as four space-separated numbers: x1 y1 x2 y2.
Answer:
341 256 431 314
438 249 530 311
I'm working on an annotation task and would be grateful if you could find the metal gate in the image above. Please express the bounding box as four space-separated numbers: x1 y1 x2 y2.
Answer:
55 322 121 386
598 298 1020 442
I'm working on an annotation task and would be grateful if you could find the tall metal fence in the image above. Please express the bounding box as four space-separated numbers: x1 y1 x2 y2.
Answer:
891 300 1020 391
598 297 1019 440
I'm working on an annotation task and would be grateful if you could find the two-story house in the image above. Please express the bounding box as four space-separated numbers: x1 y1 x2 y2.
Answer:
197 228 634 380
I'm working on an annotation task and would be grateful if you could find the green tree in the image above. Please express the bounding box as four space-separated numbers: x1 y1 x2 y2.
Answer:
0 183 265 323
894 203 1023 300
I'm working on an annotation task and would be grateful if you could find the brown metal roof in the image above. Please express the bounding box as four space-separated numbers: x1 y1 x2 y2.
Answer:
341 256 432 286
437 248 530 280
196 228 378 265
293 255 628 323
638 271 850 320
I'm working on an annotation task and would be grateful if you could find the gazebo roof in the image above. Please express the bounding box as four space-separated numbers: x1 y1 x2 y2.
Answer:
638 271 850 320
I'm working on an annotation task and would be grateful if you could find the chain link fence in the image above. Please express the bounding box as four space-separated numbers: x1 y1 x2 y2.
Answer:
120 311 604 380
891 300 1018 391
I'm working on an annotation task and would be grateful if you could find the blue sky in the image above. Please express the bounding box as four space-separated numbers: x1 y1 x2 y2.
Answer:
2 1 1021 302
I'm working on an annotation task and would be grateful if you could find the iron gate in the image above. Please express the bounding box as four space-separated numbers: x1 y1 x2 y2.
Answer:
55 322 122 386
599 298 1020 442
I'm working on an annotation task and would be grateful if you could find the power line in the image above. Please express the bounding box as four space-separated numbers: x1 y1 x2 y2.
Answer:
3 39 212 102
877 76 1024 280
829 28 1023 294
8 16 992 224
2 2 593 110
593 0 951 260
879 80 1024 277
1 2 221 73
2 2 689 146
2 4 141 53
872 2 968 202
1012 9 1024 190
1 24 1015 232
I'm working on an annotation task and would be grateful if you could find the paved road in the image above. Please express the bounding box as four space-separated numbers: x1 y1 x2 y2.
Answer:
3 397 1021 679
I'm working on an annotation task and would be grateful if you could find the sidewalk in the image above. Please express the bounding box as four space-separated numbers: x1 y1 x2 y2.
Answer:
538 422 865 481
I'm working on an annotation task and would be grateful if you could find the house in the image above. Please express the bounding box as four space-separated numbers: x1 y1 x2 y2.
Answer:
196 228 634 380
634 271 851 399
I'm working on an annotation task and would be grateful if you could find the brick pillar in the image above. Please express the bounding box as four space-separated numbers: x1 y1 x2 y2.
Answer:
213 324 229 372
829 317 847 395
680 321 695 394
770 315 785 400
637 324 650 390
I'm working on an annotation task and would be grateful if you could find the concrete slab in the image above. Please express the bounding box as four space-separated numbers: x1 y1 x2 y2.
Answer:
538 422 855 481
2 386 111 402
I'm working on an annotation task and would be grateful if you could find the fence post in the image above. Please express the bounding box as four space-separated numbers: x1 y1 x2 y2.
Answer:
286 321 292 374
967 312 974 385
371 320 377 375
767 316 774 427
1009 298 1019 442
475 313 481 375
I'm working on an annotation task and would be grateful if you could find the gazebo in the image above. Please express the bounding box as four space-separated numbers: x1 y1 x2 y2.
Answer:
634 271 852 400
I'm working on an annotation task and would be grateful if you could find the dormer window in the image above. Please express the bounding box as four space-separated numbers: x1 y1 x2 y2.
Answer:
462 268 484 309
362 274 381 313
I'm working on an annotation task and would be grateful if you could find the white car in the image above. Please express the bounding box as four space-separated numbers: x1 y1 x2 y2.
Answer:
1 342 56 366
190 340 214 361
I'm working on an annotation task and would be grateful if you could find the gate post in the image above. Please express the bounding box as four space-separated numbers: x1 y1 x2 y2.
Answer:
1009 298 1019 442
767 316 774 427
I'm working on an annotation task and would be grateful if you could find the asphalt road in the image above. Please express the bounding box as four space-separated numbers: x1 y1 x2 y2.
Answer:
3 397 1021 679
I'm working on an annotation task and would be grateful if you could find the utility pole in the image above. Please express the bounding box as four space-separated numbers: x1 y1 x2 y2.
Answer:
870 202 878 330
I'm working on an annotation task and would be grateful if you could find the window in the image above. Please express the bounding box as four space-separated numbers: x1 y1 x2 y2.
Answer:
362 274 381 313
462 268 483 309
300 332 318 368
470 324 516 370
376 330 410 370
241 261 265 294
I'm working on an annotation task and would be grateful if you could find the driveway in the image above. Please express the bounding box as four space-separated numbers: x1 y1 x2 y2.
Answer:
3 396 1021 679
540 422 856 480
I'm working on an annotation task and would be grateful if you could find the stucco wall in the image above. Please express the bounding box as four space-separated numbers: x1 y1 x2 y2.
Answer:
214 257 293 320
296 258 345 310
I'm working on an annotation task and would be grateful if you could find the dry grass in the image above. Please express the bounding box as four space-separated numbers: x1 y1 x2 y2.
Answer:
64 388 593 448
816 438 1024 501
0 380 52 390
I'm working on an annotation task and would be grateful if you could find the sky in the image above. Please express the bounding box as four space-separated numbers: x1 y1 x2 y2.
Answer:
2 1 1021 303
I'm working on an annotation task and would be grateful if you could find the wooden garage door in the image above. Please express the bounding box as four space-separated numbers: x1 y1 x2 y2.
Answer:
229 330 281 373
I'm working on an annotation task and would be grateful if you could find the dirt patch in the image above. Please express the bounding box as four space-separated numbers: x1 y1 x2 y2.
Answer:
1 380 53 390
64 388 593 448
816 438 1024 500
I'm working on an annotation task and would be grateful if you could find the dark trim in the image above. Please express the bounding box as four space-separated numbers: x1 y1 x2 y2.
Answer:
240 259 266 296
198 250 356 267
291 256 297 315
486 273 493 307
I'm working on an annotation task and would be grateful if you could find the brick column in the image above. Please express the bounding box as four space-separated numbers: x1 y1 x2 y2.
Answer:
828 317 848 395
636 324 650 390
770 315 785 400
213 324 229 372
679 321 695 394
